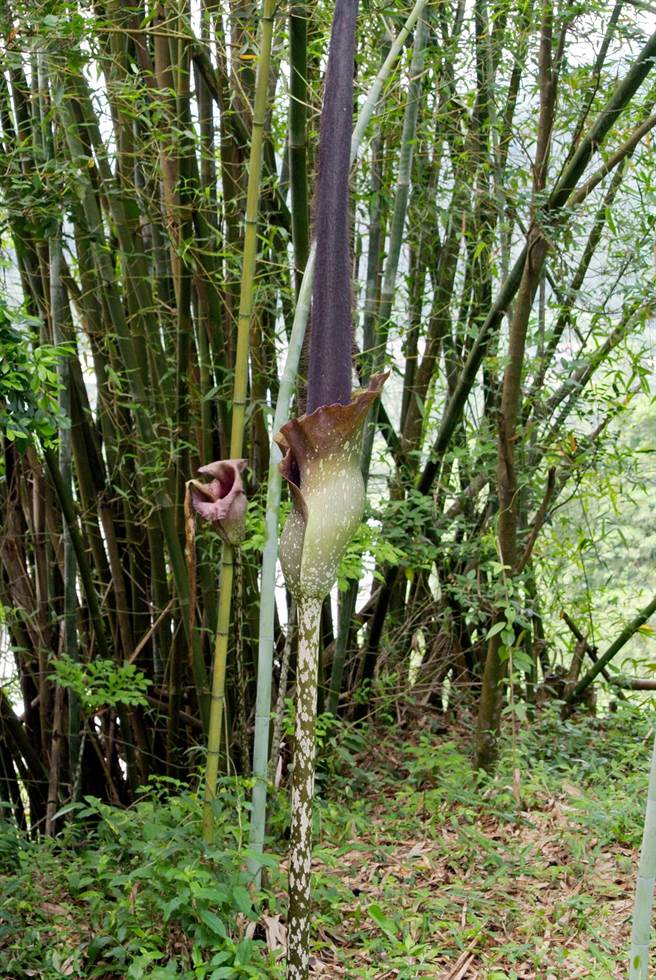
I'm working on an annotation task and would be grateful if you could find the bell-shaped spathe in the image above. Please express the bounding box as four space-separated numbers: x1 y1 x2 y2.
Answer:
277 374 386 601
189 458 248 545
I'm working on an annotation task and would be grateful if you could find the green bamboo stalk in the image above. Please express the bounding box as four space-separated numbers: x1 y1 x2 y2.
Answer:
350 0 428 159
270 599 296 782
361 13 427 459
360 83 388 373
289 0 309 294
202 0 276 846
202 541 234 842
328 585 357 718
34 52 58 764
630 732 656 979
44 683 63 835
195 4 227 455
50 217 80 791
247 0 429 882
378 16 428 332
230 0 275 455
43 447 109 661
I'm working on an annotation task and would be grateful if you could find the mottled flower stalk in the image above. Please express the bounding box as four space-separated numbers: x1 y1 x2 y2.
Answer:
286 596 321 979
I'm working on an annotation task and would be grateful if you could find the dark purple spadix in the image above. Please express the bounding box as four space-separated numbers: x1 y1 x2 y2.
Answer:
306 0 358 416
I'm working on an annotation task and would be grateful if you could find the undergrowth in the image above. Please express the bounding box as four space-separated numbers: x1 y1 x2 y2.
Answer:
0 701 652 978
0 776 281 979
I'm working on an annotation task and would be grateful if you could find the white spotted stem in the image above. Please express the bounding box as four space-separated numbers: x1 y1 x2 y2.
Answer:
287 597 322 979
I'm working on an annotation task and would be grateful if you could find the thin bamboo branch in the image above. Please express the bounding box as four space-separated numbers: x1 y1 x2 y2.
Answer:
568 594 656 702
289 0 309 294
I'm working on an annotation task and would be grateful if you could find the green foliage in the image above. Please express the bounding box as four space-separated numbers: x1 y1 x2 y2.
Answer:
0 300 71 452
49 655 151 713
241 497 291 557
540 393 656 674
0 808 22 873
337 512 406 591
374 490 438 573
0 781 280 979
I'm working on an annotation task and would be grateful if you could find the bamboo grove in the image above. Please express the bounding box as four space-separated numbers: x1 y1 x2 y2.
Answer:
1 0 656 861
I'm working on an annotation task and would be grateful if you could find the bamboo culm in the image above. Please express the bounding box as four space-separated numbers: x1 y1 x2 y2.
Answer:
50 211 79 804
629 731 656 979
360 12 428 486
202 0 277 845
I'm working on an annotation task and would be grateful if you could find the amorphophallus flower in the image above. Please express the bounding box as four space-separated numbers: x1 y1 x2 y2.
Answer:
189 458 247 545
277 1 385 975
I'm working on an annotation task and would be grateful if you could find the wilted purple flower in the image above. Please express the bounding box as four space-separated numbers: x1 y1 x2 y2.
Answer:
189 458 247 545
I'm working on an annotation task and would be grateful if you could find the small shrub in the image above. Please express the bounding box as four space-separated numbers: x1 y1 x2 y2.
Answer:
0 780 281 978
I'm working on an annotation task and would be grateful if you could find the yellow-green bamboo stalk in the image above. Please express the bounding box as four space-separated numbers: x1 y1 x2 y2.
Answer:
202 541 234 843
230 0 275 454
202 0 276 845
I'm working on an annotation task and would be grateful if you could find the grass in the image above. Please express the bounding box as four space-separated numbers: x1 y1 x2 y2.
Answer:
0 700 653 978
